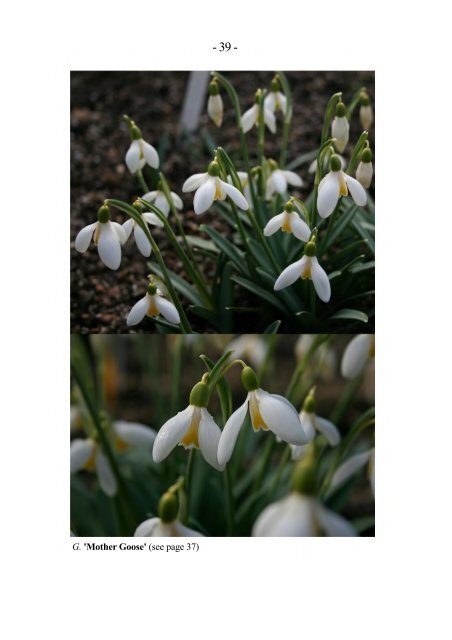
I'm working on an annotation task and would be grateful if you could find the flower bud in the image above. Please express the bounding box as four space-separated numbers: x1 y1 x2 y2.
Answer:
335 101 346 117
359 94 373 130
189 381 210 407
241 366 259 392
208 80 219 96
158 491 179 523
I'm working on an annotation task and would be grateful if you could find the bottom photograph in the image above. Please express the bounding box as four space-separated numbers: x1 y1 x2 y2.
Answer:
70 334 375 537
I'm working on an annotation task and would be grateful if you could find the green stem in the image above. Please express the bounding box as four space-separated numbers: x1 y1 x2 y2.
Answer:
278 71 293 168
253 434 276 492
285 334 330 402
269 444 291 499
224 465 235 536
170 336 184 414
185 449 196 520
136 169 150 193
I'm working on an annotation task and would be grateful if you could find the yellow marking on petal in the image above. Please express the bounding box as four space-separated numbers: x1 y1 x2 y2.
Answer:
115 436 129 452
180 408 201 448
249 393 269 432
147 297 160 318
93 225 101 245
301 258 312 280
139 140 144 160
281 213 292 233
339 172 348 196
83 448 97 472
214 181 223 200
368 336 375 359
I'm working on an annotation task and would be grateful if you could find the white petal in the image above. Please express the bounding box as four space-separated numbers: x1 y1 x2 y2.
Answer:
356 161 373 189
360 104 373 130
97 222 121 270
299 411 316 441
111 222 127 244
127 296 149 326
152 406 193 462
289 215 311 242
155 296 180 325
221 181 249 210
198 409 224 471
133 223 152 257
283 170 303 187
252 494 317 537
193 177 216 214
271 169 287 194
310 257 331 302
217 397 249 466
332 116 350 153
174 522 205 537
113 421 157 448
264 108 276 133
346 174 367 206
264 92 276 112
316 504 357 537
142 211 164 227
315 416 340 446
122 218 134 240
263 213 285 236
256 389 307 445
125 140 143 174
265 176 275 200
182 173 208 192
96 450 117 497
153 192 171 216
142 191 157 202
317 171 340 218
134 517 160 537
330 449 373 491
241 105 258 132
207 94 223 127
341 334 372 379
74 222 97 253
70 439 95 472
170 192 183 210
278 93 287 115
141 140 159 168
274 258 305 291
291 444 308 461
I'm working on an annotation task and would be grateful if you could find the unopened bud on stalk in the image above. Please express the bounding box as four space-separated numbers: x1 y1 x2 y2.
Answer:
356 147 374 188
331 102 350 153
359 92 373 130
207 80 223 127
158 491 179 523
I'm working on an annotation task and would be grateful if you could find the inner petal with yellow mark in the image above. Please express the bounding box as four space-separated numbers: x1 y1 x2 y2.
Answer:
300 257 312 280
146 295 160 318
180 407 201 448
83 445 97 471
93 224 101 245
338 171 348 196
249 392 269 432
281 212 292 233
214 178 224 201
139 140 144 160
115 436 129 452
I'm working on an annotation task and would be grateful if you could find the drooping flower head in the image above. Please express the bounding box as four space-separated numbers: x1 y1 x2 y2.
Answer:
142 183 183 217
264 201 311 242
356 147 374 189
341 334 375 379
74 203 126 270
70 437 117 497
207 79 223 128
359 91 373 131
127 280 180 327
264 76 287 116
135 489 203 537
331 101 350 153
292 388 340 460
122 200 163 258
217 367 308 466
317 154 367 219
274 238 331 303
252 457 356 537
241 89 276 134
125 120 159 174
183 160 249 215
225 334 268 370
265 159 303 200
153 381 224 470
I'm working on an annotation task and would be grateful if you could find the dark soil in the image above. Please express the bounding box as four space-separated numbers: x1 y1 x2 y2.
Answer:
71 71 375 333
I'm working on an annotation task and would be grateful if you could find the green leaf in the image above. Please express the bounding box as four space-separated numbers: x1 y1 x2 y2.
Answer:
149 264 202 306
231 275 288 315
185 235 219 254
188 305 219 328
329 309 369 323
263 320 281 334
202 225 250 276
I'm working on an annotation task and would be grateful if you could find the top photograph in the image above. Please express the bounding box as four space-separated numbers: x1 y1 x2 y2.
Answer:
71 70 375 334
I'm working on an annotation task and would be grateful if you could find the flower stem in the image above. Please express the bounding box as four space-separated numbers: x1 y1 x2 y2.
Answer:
253 434 276 492
185 449 196 519
136 169 150 193
269 444 291 499
224 465 235 536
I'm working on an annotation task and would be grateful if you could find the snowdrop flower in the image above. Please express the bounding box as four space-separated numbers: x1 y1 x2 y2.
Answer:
241 91 276 133
112 421 157 451
252 460 356 536
264 201 311 242
122 201 163 258
125 121 159 174
227 171 254 208
142 187 183 217
274 240 331 303
226 334 268 369
127 283 180 327
266 159 303 200
317 154 367 219
291 390 340 460
359 93 373 130
135 490 203 537
207 79 223 127
331 101 350 153
182 161 248 215
356 148 373 189
218 367 308 466
295 335 337 381
153 381 224 471
75 203 127 270
330 448 375 497
341 334 375 379
264 77 287 115
308 153 346 174
70 437 117 497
